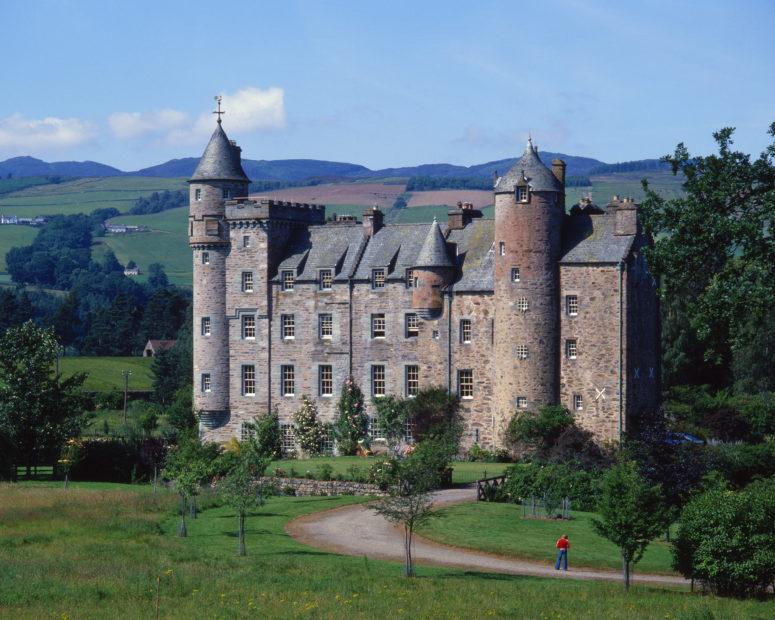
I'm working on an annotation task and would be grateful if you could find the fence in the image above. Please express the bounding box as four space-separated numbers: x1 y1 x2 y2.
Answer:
521 495 573 520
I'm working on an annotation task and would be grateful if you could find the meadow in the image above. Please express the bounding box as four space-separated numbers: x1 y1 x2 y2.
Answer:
0 225 36 272
58 356 154 392
1 483 771 619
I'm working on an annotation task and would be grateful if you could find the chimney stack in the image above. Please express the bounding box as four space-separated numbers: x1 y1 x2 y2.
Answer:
362 206 384 237
551 159 566 188
613 197 639 236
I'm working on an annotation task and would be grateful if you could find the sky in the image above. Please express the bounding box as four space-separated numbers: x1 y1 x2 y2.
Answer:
1 0 773 170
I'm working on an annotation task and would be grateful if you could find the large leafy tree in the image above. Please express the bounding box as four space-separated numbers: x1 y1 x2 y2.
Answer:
640 123 775 388
0 321 88 477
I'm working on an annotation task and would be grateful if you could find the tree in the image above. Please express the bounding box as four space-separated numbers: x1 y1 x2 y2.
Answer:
292 395 325 457
592 461 667 590
0 322 88 476
334 376 368 455
147 263 169 290
371 457 438 577
640 124 775 388
405 387 462 449
164 387 196 434
243 409 282 459
506 405 574 452
373 395 408 452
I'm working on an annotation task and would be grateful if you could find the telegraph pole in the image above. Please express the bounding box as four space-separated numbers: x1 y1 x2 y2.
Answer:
122 370 133 424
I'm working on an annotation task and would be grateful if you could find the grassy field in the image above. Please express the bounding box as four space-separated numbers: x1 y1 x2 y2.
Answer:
419 501 677 575
1 483 771 619
58 356 154 392
0 225 37 272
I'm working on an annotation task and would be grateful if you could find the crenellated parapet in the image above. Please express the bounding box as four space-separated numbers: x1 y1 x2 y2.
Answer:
225 198 326 225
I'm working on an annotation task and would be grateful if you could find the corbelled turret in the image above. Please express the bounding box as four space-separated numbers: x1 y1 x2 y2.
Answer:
412 219 454 318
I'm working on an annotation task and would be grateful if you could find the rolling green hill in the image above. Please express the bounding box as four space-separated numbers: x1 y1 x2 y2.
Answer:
58 356 154 392
0 225 37 272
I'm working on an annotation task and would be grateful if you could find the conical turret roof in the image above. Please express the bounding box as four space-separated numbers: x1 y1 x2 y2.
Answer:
414 219 454 268
190 123 250 182
494 138 562 194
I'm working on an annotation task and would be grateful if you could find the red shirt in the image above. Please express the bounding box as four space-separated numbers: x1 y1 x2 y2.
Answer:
556 537 569 550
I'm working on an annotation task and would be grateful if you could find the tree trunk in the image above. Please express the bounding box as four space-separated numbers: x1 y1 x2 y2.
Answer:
63 473 68 490
238 512 246 556
177 497 187 537
189 496 197 519
404 525 414 577
623 556 630 591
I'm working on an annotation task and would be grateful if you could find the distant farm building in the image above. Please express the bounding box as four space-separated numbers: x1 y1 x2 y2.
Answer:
105 224 148 234
124 267 140 276
143 339 176 357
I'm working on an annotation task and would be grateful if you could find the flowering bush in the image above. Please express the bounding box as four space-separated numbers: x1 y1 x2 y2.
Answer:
334 377 368 455
368 457 401 490
293 395 325 457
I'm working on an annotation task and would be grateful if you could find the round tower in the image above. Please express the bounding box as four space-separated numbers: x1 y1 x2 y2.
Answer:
492 138 565 436
412 219 454 319
189 118 250 430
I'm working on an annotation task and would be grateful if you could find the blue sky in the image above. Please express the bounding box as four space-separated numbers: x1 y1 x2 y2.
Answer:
1 0 773 170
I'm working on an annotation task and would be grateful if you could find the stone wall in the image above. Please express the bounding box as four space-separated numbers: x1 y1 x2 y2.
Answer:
261 476 383 496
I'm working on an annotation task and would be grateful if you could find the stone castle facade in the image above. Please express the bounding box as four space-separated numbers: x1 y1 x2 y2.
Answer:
189 121 660 449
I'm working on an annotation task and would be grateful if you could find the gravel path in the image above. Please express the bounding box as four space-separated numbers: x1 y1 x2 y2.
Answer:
286 487 688 587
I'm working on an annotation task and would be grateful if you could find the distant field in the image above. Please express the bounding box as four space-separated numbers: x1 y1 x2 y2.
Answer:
0 225 36 272
58 356 154 392
251 182 405 210
566 170 684 207
406 189 493 209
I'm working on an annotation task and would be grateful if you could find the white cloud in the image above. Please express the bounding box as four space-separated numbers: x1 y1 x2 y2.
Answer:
0 114 96 153
193 87 286 135
108 109 189 139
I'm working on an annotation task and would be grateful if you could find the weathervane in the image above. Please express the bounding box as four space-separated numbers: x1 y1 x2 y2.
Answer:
213 95 225 124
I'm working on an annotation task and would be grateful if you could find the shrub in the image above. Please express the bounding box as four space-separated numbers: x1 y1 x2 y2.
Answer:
245 408 282 459
709 442 775 489
317 463 334 481
292 395 325 457
333 377 368 455
95 389 124 411
408 437 455 488
368 458 401 491
373 395 408 449
506 405 573 450
406 387 462 449
500 462 602 511
71 437 166 483
466 443 493 462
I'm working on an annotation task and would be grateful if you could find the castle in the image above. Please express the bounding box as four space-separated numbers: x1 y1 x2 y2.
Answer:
189 119 660 450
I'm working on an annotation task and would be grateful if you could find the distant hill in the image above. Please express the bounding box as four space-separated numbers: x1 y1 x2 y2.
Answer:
0 156 123 178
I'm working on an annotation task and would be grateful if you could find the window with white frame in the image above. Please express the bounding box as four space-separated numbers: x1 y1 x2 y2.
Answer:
517 297 529 312
460 319 472 343
405 268 414 289
319 365 333 397
566 339 578 359
405 365 419 397
516 344 529 360
371 365 386 397
281 314 295 339
367 417 384 441
319 313 333 339
281 423 295 454
281 270 294 291
499 242 506 256
403 420 415 443
242 365 255 396
202 251 210 265
201 373 211 393
201 316 211 336
195 188 202 201
241 271 253 292
458 369 474 399
573 394 583 411
319 427 335 455
516 396 528 409
372 268 386 289
242 235 250 248
319 269 333 291
511 267 520 282
371 313 386 339
516 186 528 202
566 295 579 316
405 313 418 338
240 421 255 441
281 365 295 396
241 314 255 339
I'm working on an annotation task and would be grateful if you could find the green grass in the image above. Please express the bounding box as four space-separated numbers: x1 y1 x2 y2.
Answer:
419 501 678 575
58 356 154 392
0 225 37 272
1 483 772 619
0 177 59 195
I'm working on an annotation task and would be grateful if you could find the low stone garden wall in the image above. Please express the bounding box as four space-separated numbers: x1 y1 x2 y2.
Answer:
261 476 384 497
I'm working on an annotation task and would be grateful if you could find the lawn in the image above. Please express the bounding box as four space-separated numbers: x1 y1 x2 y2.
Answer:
0 225 37 272
58 356 154 392
1 483 771 619
419 501 677 575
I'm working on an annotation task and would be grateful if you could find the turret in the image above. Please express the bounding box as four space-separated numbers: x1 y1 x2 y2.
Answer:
189 118 250 431
412 219 454 318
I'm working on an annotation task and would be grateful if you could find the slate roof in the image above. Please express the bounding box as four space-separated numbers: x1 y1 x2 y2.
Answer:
494 139 563 194
560 212 635 264
190 123 250 182
415 219 454 268
274 224 365 281
447 218 495 292
353 223 429 280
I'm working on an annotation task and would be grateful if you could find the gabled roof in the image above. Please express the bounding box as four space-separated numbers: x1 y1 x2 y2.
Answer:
145 339 176 351
494 138 563 194
353 223 429 280
415 219 454 268
560 212 635 264
274 224 365 281
448 218 495 292
190 123 250 182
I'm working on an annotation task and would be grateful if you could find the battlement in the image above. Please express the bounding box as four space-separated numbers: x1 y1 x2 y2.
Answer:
224 198 326 224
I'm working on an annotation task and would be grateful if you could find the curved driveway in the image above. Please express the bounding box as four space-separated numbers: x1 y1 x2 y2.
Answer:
286 487 687 587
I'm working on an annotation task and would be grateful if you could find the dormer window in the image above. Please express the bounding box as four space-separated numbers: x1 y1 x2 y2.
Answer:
516 186 529 203
372 268 386 289
281 270 294 291
319 269 333 291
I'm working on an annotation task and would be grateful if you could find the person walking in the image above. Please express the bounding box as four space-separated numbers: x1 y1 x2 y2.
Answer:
555 534 570 571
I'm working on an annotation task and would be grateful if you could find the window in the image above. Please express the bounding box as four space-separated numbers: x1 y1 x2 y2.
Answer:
243 235 250 248
566 295 579 316
281 314 295 339
240 421 255 441
405 268 414 289
516 344 529 360
460 319 472 343
403 420 415 443
372 268 386 289
319 313 333 339
516 186 528 202
319 365 333 397
205 220 219 235
432 329 440 340
195 188 202 201
367 417 383 441
281 270 294 291
371 365 386 397
517 297 529 312
202 251 210 265
405 365 419 397
242 315 256 339
319 269 333 291
201 316 211 336
189 221 193 236
371 313 386 339
516 396 528 409
201 373 211 393
573 394 584 411
499 242 506 256
241 272 253 293
458 369 474 399
281 365 295 396
405 313 418 338
319 427 335 455
565 339 578 359
222 188 231 200
281 423 295 454
511 267 520 282
242 365 255 396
